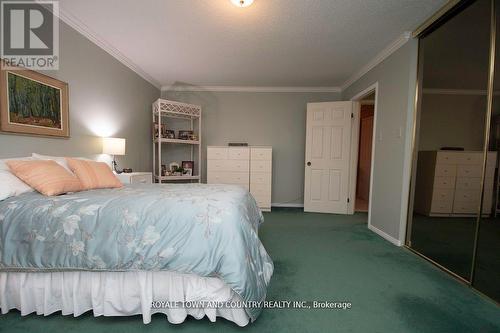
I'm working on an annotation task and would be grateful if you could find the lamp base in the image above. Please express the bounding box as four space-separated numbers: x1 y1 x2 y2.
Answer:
112 156 122 174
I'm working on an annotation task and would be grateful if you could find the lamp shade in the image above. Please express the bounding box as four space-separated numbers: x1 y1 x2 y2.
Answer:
102 137 126 155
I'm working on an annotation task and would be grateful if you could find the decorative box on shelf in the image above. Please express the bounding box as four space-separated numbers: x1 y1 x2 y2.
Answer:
116 172 152 185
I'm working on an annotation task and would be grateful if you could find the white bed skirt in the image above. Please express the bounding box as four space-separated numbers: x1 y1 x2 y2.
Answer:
0 271 250 326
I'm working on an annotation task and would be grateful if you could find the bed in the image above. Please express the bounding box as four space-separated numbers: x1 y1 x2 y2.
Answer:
0 183 274 326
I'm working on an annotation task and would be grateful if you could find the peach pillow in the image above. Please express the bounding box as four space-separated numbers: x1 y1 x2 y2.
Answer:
66 158 122 190
6 160 82 196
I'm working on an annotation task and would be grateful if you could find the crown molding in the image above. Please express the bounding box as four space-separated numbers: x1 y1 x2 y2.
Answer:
341 32 412 91
161 85 341 93
53 6 161 89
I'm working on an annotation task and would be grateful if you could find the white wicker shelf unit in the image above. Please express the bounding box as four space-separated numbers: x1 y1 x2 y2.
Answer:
152 98 201 183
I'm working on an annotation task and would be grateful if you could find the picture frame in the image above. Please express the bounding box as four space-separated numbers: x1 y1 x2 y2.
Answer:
182 160 194 176
169 162 180 173
161 126 169 138
153 123 167 139
178 130 194 140
0 61 70 138
165 129 175 139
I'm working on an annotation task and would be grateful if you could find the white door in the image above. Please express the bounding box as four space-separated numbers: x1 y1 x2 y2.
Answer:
304 101 354 214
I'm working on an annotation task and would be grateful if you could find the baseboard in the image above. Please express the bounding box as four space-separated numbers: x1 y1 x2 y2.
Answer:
368 224 402 246
271 203 304 208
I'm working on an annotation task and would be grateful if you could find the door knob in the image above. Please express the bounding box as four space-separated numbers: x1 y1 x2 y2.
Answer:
307 162 311 166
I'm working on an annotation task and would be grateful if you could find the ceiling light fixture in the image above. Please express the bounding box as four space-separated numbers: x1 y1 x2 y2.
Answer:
231 0 254 8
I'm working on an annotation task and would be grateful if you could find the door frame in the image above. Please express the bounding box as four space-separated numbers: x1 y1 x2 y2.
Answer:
348 83 379 231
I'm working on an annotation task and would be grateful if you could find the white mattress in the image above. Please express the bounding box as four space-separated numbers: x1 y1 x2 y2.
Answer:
0 270 250 326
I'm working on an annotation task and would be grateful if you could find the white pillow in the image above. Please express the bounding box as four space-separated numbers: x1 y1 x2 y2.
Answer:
0 157 34 201
31 153 93 171
31 153 73 172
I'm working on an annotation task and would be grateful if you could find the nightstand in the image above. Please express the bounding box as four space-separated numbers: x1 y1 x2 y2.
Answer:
116 172 152 184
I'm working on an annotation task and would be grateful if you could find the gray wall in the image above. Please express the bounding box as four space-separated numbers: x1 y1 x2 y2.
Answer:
0 22 160 171
342 39 419 244
162 90 341 205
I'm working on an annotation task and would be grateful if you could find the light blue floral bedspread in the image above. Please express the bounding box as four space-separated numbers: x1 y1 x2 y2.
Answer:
0 184 274 321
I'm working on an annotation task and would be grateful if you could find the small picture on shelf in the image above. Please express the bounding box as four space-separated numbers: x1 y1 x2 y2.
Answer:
169 162 180 173
178 130 194 140
153 123 167 138
165 130 175 139
182 161 194 176
162 126 169 138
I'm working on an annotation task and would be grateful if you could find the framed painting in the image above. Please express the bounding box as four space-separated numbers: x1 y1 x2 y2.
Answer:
0 62 69 137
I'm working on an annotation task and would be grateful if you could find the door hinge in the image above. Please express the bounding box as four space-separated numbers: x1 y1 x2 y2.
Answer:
347 198 350 203
351 113 354 119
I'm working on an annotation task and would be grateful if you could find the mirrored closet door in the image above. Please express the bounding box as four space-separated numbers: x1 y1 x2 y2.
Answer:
407 0 500 303
473 0 500 303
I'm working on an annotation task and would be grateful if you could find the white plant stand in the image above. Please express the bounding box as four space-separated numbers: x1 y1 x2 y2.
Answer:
152 99 201 183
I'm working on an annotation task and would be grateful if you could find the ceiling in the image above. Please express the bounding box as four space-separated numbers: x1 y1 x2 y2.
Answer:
58 0 447 89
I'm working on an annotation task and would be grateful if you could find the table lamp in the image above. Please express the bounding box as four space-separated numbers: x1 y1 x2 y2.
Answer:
102 137 126 173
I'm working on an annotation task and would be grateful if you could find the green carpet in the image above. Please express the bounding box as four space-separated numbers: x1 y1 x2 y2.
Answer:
1 211 499 333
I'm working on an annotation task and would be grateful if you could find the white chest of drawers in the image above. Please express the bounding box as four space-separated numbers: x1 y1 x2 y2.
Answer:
414 151 497 217
249 147 272 211
207 146 272 211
